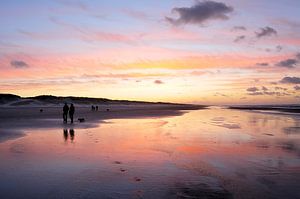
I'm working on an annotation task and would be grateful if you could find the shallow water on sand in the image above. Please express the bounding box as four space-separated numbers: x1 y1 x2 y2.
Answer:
0 107 300 199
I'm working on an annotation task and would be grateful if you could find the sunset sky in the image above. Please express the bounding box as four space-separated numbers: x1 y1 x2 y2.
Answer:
1 0 300 105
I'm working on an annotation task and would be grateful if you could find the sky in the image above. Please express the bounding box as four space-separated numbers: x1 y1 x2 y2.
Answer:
1 0 300 105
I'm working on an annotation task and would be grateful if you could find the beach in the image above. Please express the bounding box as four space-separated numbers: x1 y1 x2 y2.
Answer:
0 103 204 143
0 106 300 199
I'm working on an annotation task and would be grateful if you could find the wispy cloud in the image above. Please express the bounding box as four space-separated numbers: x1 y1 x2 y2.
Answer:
234 35 246 43
55 0 88 11
123 9 150 21
247 87 259 92
49 17 138 45
246 86 290 96
231 26 247 31
255 26 277 38
256 62 269 66
294 85 300 91
275 87 288 91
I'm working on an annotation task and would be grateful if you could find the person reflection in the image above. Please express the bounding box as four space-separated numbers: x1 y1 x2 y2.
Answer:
63 129 68 141
70 129 75 141
63 129 75 142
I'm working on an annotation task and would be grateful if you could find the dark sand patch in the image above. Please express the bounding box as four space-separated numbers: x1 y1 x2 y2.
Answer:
171 182 233 199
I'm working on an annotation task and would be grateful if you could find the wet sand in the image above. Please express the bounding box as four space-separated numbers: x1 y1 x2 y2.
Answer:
0 107 300 199
0 104 204 142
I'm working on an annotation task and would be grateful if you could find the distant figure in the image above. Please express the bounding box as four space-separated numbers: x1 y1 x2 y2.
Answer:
63 103 69 123
91 105 95 111
69 104 75 123
96 106 98 111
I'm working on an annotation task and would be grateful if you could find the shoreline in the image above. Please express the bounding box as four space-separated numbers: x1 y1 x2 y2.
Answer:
229 105 300 113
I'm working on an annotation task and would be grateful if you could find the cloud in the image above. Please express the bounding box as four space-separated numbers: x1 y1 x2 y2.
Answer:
248 92 264 96
263 91 290 96
10 60 29 69
55 0 88 11
275 53 300 68
190 70 209 76
231 26 246 31
276 59 298 68
294 85 300 91
255 26 277 38
275 86 288 91
166 0 233 26
214 92 228 97
280 77 300 84
247 91 289 96
234 35 246 43
264 45 283 53
246 86 289 96
247 87 259 92
256 62 269 66
261 86 268 91
154 80 164 84
276 45 283 52
123 9 149 21
49 17 137 45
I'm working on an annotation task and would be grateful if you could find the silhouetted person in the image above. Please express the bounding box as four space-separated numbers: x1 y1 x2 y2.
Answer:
91 105 95 111
69 104 75 123
63 129 68 141
96 106 98 111
63 103 69 123
69 129 75 141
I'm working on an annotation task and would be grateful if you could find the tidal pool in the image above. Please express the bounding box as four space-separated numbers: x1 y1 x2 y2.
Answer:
0 108 299 199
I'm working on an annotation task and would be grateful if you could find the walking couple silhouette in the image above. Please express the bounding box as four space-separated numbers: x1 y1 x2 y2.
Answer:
63 103 75 123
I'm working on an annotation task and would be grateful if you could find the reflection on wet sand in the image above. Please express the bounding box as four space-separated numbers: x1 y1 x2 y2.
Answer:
63 129 75 142
0 108 299 199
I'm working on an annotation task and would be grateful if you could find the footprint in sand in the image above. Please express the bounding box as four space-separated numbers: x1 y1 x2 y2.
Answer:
134 177 141 182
